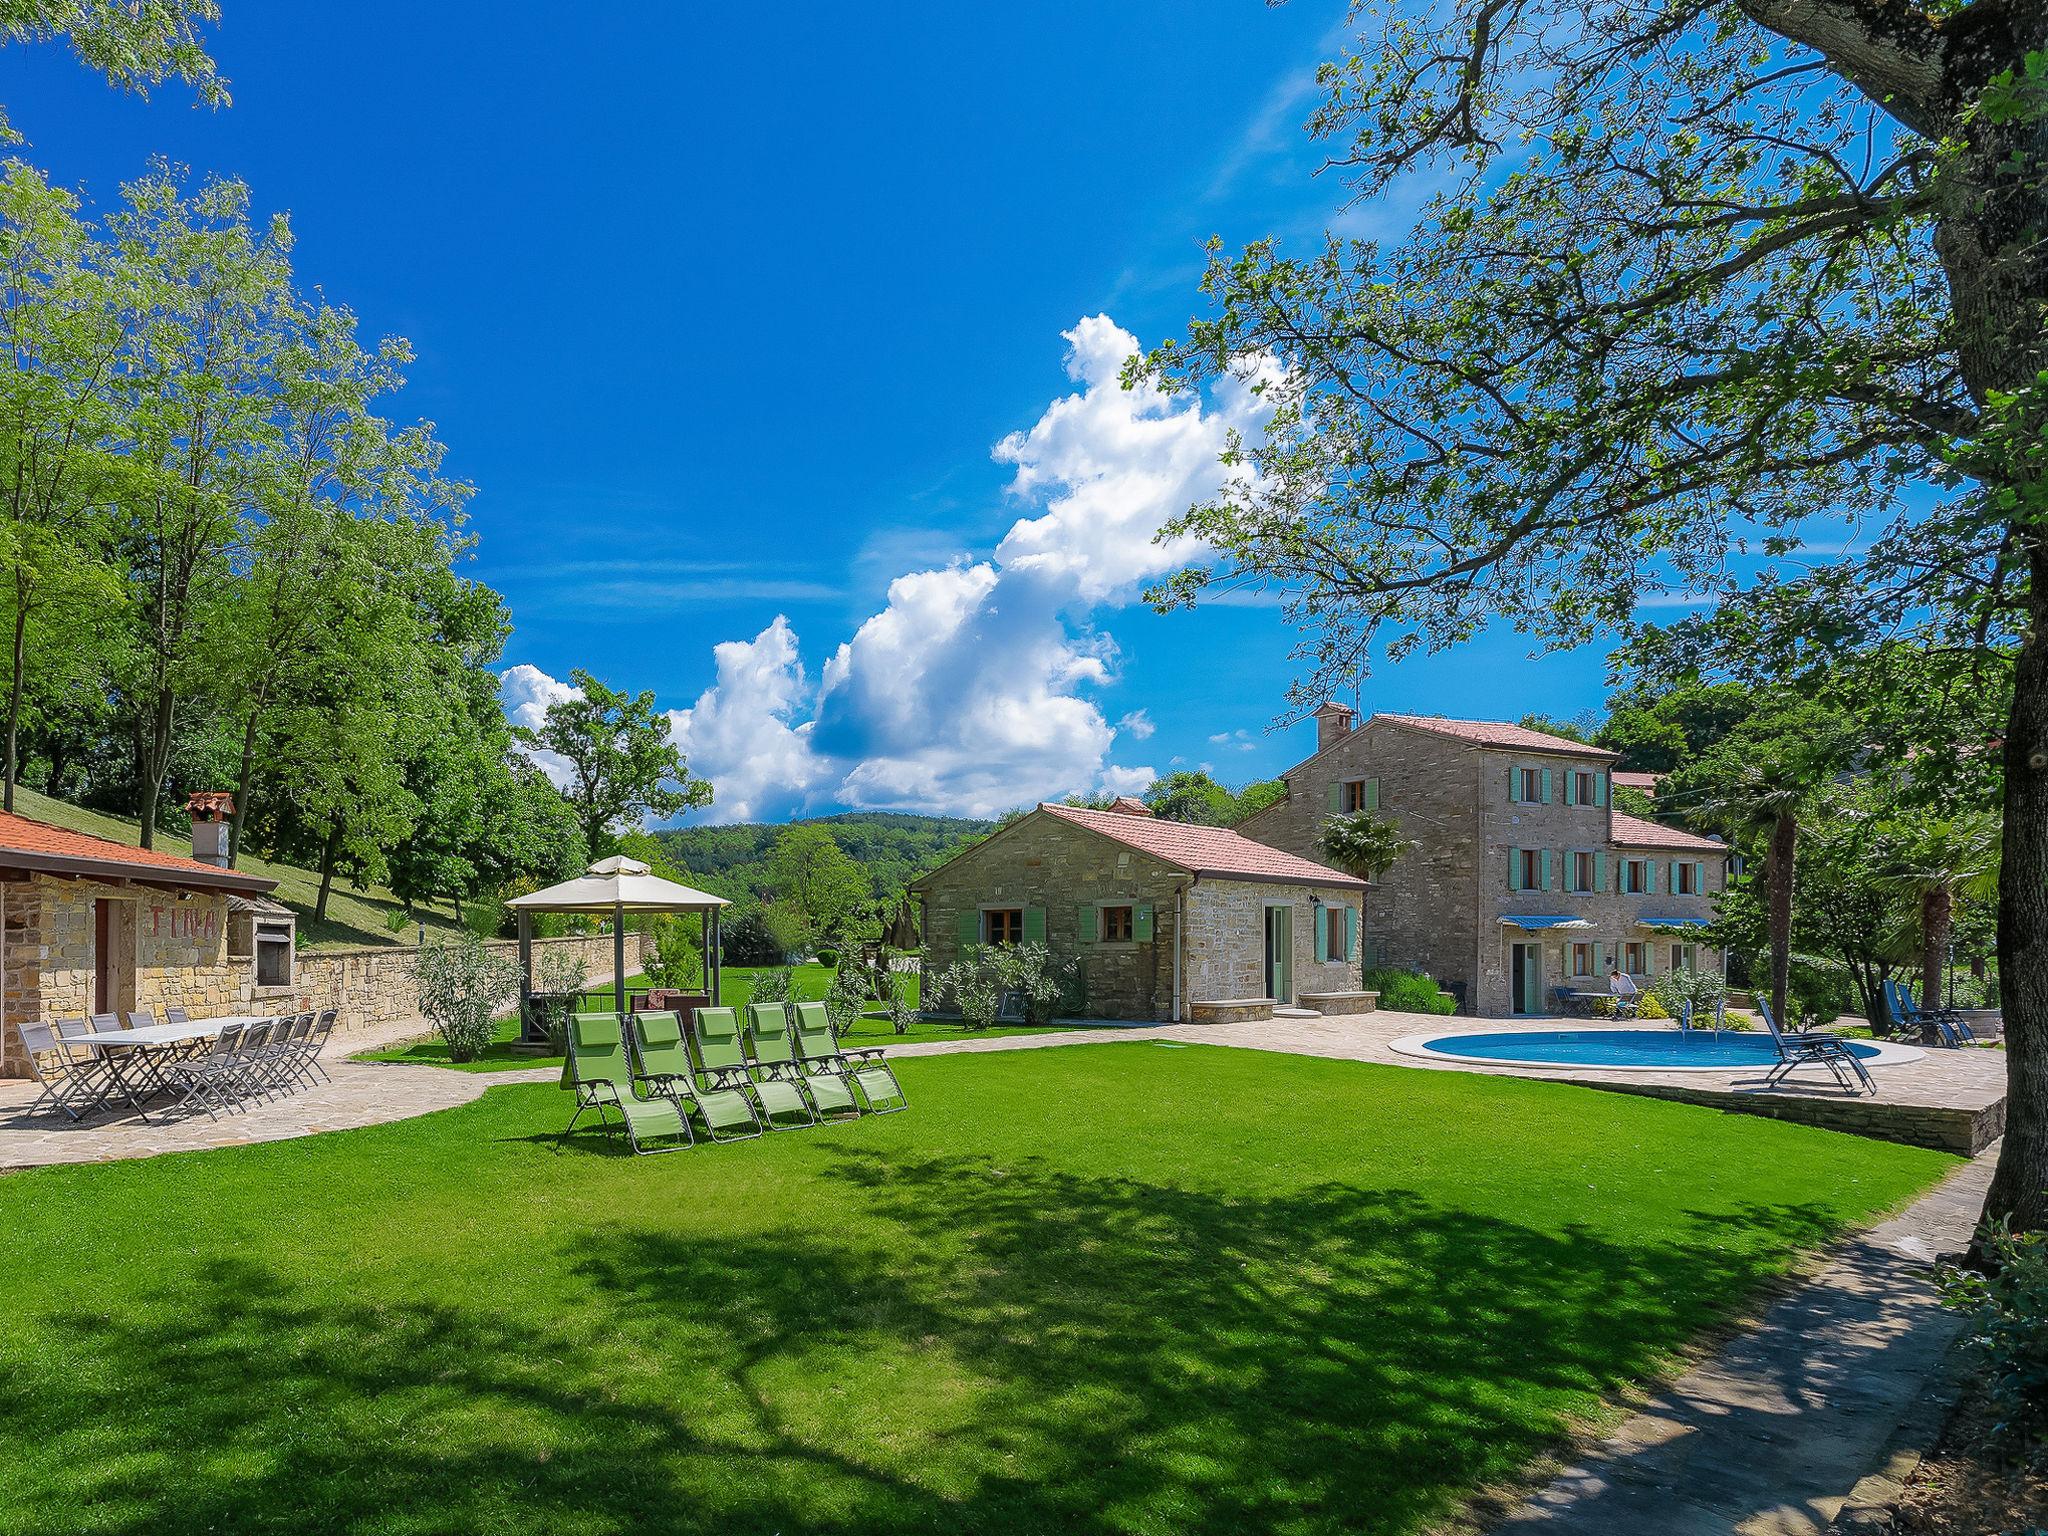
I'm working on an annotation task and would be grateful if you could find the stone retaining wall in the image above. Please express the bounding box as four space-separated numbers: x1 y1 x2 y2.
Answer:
1188 999 1275 1024
296 931 651 1039
1578 1077 2003 1155
1299 990 1380 1016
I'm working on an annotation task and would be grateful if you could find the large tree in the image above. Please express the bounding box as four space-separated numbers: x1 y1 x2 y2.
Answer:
0 0 226 134
515 670 710 854
1139 1 2046 1236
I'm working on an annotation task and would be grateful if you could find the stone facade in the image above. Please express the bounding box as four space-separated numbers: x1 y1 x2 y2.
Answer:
1242 715 1728 1016
915 812 1361 1020
0 868 648 1076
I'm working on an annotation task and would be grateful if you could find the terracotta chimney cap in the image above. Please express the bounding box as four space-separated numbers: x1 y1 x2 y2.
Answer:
187 792 236 823
1104 795 1153 817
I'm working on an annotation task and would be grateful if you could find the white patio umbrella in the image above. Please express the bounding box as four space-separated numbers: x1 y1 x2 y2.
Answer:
505 855 730 1026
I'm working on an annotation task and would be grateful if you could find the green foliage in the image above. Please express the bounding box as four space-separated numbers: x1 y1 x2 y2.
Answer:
0 0 227 139
1359 968 1456 1016
764 825 869 946
747 966 796 1007
1317 811 1409 882
1940 1221 2048 1443
655 813 989 904
823 963 867 1036
1651 966 1728 1027
938 942 1076 1029
411 932 520 1063
1141 770 1285 827
513 670 708 855
885 953 923 1035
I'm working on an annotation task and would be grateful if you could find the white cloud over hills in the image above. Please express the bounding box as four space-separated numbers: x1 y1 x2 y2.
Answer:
501 315 1275 824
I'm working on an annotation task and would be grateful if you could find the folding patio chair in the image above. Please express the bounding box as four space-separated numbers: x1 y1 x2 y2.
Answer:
15 1022 108 1120
794 1000 905 1115
302 1009 338 1084
629 1010 758 1142
164 1022 246 1121
681 1006 774 1141
742 1003 820 1130
783 1001 862 1121
1888 980 1975 1048
1757 998 1875 1094
558 1012 692 1154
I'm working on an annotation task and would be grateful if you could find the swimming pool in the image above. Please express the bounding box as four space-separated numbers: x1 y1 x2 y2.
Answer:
1391 1028 1922 1072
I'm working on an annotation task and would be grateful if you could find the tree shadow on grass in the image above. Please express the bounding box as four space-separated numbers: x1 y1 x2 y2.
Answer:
2 1151 1855 1536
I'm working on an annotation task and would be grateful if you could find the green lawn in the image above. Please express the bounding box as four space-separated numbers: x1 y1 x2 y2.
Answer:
359 965 1104 1071
0 1046 1949 1536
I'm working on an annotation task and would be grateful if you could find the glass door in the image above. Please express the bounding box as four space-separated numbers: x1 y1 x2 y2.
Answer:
1264 905 1293 1004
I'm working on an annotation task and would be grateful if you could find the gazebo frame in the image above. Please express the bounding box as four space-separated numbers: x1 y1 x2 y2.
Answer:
505 856 728 1032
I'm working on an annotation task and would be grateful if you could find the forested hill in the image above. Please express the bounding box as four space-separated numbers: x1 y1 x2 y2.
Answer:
651 812 993 902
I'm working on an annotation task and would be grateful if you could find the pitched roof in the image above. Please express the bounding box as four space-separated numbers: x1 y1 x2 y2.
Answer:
0 810 279 894
1372 714 1619 759
1038 803 1367 888
1609 809 1727 853
1611 771 1664 791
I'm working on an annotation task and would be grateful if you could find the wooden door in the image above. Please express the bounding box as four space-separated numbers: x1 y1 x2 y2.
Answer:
1264 905 1293 1004
92 899 111 1014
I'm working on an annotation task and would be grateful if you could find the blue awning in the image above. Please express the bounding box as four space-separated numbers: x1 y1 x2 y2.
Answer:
1499 915 1594 931
1638 915 1711 928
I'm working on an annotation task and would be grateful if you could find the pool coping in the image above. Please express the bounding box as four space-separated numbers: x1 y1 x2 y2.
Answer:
1388 1029 1927 1073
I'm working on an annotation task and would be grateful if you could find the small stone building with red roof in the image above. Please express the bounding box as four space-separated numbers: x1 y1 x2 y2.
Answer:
1238 707 1729 1016
0 804 290 1077
910 796 1368 1023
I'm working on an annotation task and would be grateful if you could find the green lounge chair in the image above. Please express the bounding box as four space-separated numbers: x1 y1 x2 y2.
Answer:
742 1002 820 1129
786 1000 862 1120
631 1010 760 1142
690 1005 807 1132
559 1012 693 1154
794 1000 905 1115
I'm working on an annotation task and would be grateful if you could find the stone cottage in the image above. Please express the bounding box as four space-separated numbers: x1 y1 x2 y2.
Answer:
1239 707 1730 1016
911 798 1369 1023
0 806 292 1077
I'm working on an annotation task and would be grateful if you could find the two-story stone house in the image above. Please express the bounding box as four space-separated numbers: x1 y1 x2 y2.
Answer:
1238 707 1729 1016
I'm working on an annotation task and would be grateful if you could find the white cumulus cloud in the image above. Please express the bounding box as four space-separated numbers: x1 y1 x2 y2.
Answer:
504 315 1274 822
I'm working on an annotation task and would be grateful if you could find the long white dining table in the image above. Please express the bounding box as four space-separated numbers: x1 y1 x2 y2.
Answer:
55 1014 289 1118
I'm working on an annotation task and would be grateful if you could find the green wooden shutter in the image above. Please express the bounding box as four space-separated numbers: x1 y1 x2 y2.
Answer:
1508 848 1524 892
1597 774 1609 807
1508 768 1522 804
1364 777 1379 810
1562 772 1576 806
1076 904 1097 943
1594 851 1607 893
1344 906 1358 962
1540 768 1553 804
957 909 980 947
1023 906 1046 944
1314 904 1329 960
1133 903 1154 942
1327 782 1342 814
1669 860 1681 894
1541 849 1554 890
1693 860 1705 895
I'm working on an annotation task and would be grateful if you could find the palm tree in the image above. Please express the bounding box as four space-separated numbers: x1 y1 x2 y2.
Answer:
1317 810 1410 979
1879 814 2001 1012
1695 763 1809 1028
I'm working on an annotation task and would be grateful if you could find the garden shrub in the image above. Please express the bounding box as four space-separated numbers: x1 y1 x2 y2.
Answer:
1652 966 1727 1026
1940 1220 2048 1443
529 947 590 1049
412 933 521 1063
824 963 867 1035
1636 994 1670 1020
885 954 922 1035
749 966 796 1006
645 914 703 990
937 942 1075 1029
1359 968 1456 1015
815 946 840 968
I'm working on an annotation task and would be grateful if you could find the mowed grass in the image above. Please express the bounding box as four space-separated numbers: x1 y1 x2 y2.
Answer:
0 1045 1954 1536
360 965 1100 1071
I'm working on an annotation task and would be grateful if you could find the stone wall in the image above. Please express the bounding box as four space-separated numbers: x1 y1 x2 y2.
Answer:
1242 716 1729 1016
1240 717 1485 1000
291 930 652 1039
1182 877 1360 1005
917 813 1188 1020
1581 1078 2003 1155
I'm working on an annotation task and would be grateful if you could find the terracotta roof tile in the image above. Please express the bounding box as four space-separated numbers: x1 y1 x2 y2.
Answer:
1608 809 1727 853
0 809 278 892
1611 771 1664 790
1039 803 1366 887
1373 714 1619 758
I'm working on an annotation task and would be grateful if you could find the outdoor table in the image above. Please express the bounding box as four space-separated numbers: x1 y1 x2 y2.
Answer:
57 1017 237 1121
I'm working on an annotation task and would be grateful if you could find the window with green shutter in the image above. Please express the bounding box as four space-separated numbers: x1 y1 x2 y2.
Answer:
1541 848 1554 889
1314 904 1329 960
1098 904 1134 942
1344 906 1358 962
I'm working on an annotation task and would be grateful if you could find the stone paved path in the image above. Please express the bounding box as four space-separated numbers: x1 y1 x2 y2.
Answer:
1493 1150 1994 1535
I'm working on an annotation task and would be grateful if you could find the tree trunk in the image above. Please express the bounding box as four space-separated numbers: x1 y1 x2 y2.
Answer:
229 709 260 868
1767 808 1797 1026
1921 887 1951 1011
5 596 25 816
314 820 342 924
1980 548 2048 1244
136 687 176 851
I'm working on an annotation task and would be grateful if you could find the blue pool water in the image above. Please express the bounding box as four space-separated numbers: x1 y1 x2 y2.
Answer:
1417 1029 1882 1069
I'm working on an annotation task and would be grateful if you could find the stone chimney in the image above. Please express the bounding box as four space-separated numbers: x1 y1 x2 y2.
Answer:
186 792 235 868
1313 702 1357 752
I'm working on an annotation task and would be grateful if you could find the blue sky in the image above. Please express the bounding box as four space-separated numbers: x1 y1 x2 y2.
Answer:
11 3 1637 821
